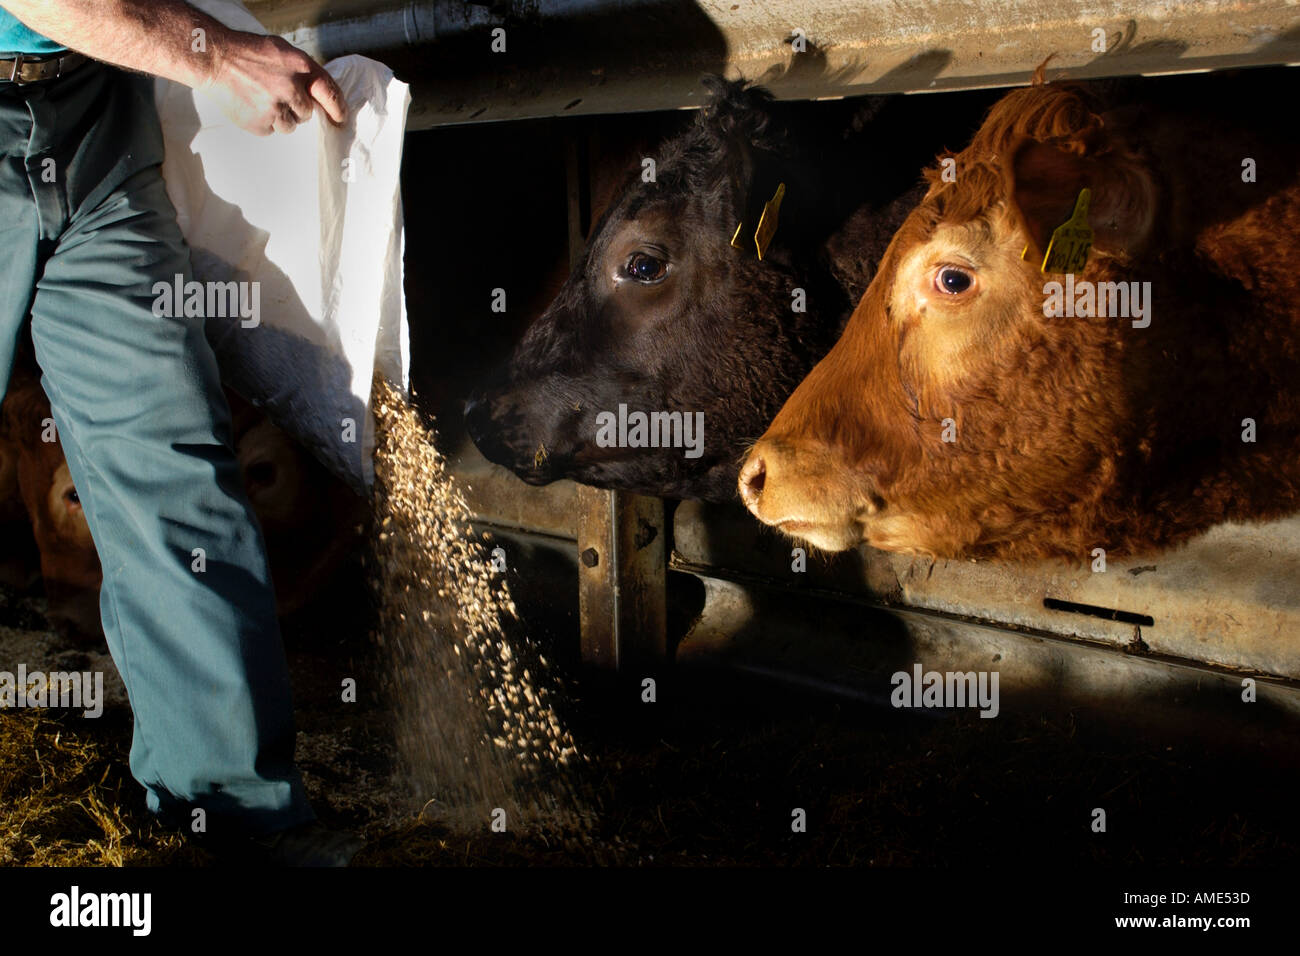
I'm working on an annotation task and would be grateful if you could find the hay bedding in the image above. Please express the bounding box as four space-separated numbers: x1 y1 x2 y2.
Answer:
0 381 601 863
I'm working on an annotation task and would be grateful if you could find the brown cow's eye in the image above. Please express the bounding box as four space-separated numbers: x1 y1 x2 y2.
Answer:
246 461 275 487
65 488 80 507
625 253 668 284
935 266 974 295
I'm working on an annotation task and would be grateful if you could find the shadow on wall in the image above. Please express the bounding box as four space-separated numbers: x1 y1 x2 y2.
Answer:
376 0 732 116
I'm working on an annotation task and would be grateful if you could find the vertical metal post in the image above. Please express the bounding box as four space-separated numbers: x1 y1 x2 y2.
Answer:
577 487 667 671
566 127 667 671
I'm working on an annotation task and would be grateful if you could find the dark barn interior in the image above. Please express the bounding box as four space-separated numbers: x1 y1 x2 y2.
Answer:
386 67 1300 866
2 0 1299 889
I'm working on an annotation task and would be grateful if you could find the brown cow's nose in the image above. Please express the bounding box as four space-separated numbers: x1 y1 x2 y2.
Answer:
738 453 766 510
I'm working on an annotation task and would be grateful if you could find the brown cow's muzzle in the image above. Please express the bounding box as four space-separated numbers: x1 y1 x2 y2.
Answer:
739 438 869 553
40 462 104 642
44 578 105 644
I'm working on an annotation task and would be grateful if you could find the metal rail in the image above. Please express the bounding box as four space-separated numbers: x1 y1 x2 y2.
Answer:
256 1 1300 691
246 0 1300 128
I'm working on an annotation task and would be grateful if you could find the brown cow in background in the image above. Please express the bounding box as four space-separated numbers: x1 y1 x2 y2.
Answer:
0 368 101 635
0 424 39 591
1 361 366 642
741 69 1300 561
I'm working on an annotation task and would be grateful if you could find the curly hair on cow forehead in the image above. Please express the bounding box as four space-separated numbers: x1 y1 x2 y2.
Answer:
921 80 1107 224
619 75 792 221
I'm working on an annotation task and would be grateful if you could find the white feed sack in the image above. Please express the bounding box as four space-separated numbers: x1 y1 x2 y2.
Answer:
154 0 411 493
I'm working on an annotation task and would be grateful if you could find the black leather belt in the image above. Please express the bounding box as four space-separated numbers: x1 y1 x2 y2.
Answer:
0 50 88 85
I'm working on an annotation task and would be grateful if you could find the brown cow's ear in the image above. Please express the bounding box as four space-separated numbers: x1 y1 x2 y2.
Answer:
1009 138 1156 262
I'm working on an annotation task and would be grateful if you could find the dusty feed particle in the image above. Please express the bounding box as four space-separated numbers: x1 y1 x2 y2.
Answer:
367 377 596 841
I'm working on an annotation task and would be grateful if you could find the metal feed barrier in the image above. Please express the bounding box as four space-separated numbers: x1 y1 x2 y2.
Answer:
248 0 1300 746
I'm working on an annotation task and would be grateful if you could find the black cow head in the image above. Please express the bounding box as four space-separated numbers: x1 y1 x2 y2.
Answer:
465 77 851 502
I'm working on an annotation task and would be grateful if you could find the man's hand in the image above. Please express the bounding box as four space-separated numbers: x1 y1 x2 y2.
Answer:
207 31 348 135
1 0 348 134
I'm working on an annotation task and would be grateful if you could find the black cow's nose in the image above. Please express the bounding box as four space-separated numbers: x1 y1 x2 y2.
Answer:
463 394 487 439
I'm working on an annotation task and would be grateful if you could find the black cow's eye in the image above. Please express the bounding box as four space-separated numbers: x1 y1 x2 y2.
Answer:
625 253 668 283
935 266 974 295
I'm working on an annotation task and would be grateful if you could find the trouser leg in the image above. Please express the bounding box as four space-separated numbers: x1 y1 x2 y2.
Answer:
4 64 314 837
0 87 40 397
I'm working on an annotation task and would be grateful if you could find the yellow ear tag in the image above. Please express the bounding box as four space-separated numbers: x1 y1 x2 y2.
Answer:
753 182 786 261
1040 187 1093 274
730 220 746 250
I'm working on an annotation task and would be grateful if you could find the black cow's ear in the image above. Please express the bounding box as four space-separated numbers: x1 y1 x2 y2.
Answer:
697 76 788 231
698 76 778 148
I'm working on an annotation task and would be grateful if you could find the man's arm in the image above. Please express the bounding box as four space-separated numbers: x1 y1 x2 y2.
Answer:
2 0 347 134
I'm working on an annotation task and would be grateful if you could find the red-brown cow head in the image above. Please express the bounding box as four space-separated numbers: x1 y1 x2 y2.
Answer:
230 406 368 618
740 73 1300 561
2 374 367 641
0 378 103 639
0 427 40 591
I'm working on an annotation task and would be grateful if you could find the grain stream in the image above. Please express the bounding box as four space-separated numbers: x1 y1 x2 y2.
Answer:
368 378 594 840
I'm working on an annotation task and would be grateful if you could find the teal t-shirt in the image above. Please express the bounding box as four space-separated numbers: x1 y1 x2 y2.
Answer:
0 8 66 55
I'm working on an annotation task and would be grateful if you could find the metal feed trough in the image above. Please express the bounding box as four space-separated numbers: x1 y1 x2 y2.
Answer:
248 0 1300 743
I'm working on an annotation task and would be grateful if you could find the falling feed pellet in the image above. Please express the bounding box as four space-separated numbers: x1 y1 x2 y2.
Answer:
367 376 597 843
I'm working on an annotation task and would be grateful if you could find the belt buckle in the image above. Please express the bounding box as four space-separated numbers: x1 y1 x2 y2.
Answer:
7 53 24 84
